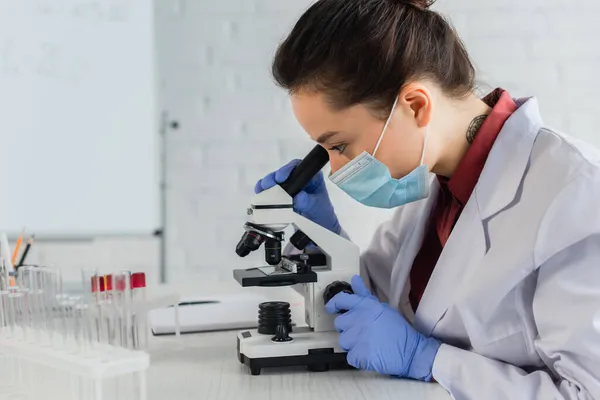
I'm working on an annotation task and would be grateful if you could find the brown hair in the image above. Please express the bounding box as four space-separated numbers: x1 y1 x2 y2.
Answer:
272 0 475 118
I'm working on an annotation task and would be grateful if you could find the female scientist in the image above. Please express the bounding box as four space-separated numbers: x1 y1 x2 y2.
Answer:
254 0 600 398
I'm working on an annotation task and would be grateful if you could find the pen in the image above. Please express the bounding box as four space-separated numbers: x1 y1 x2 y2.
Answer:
11 229 24 267
16 234 34 268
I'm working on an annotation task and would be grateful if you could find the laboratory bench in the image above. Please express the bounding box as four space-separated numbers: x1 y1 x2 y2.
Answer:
147 329 451 400
144 280 452 400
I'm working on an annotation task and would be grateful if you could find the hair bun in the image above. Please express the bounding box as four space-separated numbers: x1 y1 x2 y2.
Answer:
402 0 435 10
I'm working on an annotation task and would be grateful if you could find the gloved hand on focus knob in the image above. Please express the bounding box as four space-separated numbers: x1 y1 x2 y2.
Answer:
254 159 341 235
325 275 441 381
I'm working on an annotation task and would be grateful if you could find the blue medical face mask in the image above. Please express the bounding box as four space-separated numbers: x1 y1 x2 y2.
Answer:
328 97 430 209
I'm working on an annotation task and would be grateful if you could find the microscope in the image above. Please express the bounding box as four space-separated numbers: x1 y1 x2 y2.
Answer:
233 145 360 376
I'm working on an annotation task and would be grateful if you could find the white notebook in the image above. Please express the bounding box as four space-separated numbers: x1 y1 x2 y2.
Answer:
148 292 271 335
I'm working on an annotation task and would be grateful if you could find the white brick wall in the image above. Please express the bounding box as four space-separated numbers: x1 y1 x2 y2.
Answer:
26 0 600 287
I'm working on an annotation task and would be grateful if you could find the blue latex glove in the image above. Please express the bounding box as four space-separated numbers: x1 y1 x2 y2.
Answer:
325 275 441 381
254 159 341 235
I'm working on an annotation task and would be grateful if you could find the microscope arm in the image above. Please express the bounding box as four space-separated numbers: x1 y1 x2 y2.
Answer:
288 212 359 273
286 212 359 332
282 227 353 259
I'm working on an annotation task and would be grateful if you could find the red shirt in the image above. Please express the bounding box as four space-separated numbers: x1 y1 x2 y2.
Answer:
408 88 518 312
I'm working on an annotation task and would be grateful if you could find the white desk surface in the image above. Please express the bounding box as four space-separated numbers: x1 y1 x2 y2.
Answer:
144 280 452 400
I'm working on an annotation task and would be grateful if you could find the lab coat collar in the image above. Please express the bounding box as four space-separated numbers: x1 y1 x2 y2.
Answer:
475 97 543 220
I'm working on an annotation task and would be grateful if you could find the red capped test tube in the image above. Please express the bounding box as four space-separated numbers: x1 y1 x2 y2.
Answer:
90 275 99 295
96 275 115 345
99 276 105 295
105 274 113 293
115 271 132 348
105 274 118 344
86 272 100 345
131 272 147 350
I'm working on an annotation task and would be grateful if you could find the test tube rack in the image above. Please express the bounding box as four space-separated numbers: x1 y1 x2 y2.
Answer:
0 265 181 400
0 330 149 399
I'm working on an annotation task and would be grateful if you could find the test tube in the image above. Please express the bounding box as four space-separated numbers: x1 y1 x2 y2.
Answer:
80 301 96 358
131 272 147 350
0 258 14 339
60 300 74 348
42 267 60 344
0 258 8 291
105 274 114 298
0 258 8 336
8 288 25 341
97 276 116 348
0 290 6 337
89 273 101 345
3 289 15 339
56 295 72 351
105 274 117 345
70 296 88 354
34 267 49 344
53 268 64 298
97 276 107 345
0 290 11 338
52 268 71 348
16 267 36 341
81 269 98 305
115 271 132 349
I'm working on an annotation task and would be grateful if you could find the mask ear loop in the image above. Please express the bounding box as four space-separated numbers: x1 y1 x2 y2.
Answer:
372 96 399 158
419 125 429 165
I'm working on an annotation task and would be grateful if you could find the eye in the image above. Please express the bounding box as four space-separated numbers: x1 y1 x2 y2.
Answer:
329 144 347 154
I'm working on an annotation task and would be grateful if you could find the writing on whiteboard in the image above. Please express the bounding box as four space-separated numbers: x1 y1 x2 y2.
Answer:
0 37 87 82
0 0 133 83
0 1 130 22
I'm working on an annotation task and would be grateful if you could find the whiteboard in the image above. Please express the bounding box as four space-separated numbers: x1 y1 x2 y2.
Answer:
0 0 159 235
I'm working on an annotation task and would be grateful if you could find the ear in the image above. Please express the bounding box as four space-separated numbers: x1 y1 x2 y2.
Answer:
398 83 433 128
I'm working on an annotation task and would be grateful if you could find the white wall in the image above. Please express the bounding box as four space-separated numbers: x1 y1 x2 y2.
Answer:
22 0 600 286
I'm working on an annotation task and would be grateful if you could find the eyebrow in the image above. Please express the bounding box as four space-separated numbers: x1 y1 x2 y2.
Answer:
316 131 340 144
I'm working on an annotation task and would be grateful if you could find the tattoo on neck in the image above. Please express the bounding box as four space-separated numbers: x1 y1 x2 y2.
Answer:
466 115 487 144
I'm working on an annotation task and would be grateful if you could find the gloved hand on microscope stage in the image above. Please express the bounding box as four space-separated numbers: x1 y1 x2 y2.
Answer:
325 275 441 381
255 159 341 235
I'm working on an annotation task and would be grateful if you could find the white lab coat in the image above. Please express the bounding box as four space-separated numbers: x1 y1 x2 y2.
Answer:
354 97 600 399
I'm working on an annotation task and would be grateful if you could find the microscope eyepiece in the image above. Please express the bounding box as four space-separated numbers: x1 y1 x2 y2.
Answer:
236 146 328 262
279 145 329 198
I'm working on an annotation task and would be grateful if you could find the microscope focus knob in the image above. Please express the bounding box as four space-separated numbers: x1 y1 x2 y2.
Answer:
323 281 354 305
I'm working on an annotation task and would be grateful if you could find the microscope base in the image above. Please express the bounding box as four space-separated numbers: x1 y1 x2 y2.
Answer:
236 327 352 375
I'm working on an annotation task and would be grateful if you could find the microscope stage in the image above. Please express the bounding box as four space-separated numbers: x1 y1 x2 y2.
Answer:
233 266 318 287
237 327 352 375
